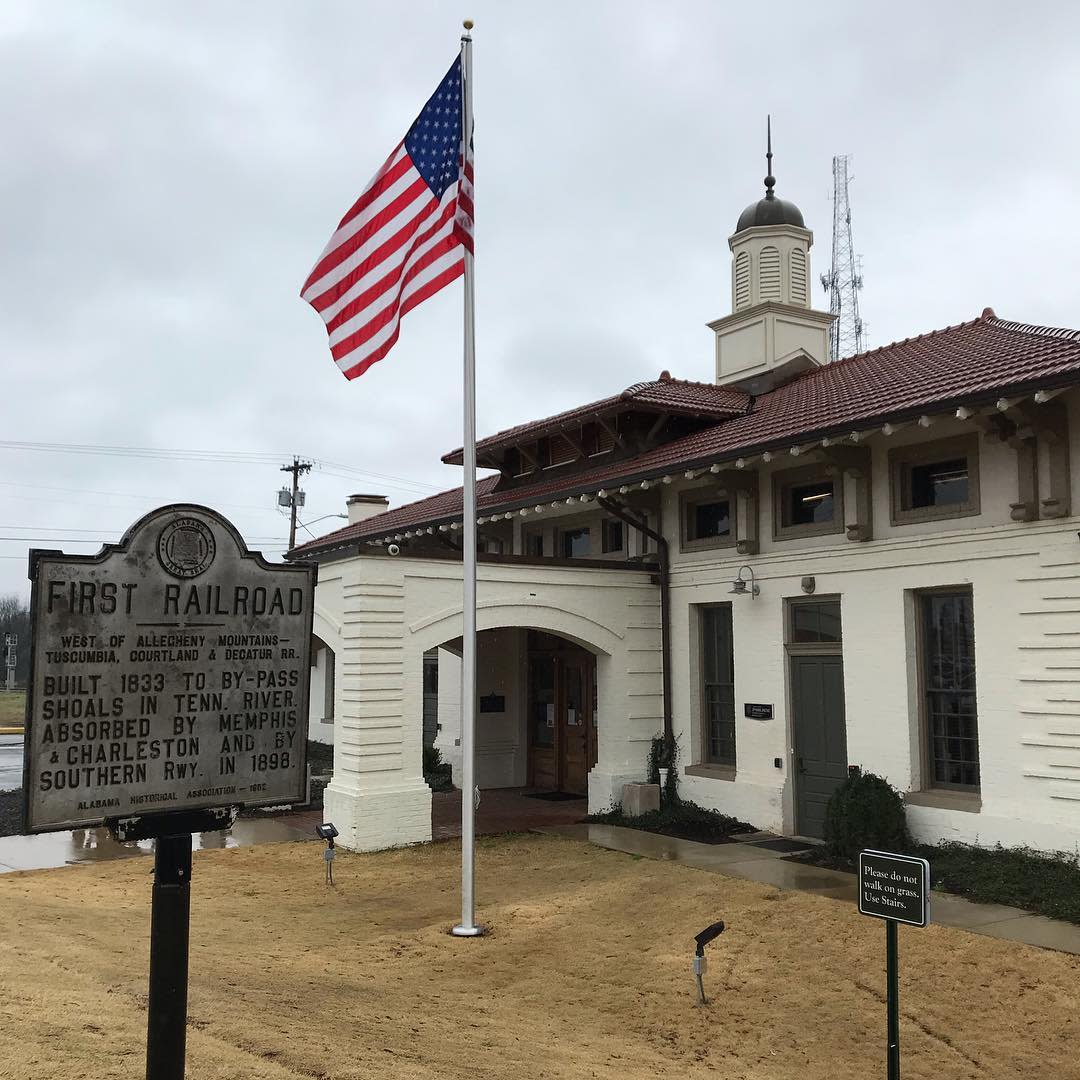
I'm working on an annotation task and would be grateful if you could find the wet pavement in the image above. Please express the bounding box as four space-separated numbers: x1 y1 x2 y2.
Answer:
0 809 322 873
432 787 587 840
539 823 1080 957
0 734 23 791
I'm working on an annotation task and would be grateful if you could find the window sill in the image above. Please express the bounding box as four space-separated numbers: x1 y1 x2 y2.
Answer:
904 789 981 814
684 764 736 782
319 717 334 725
773 525 845 543
890 506 979 527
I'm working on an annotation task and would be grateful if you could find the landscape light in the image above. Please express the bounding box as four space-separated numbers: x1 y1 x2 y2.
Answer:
693 920 726 1005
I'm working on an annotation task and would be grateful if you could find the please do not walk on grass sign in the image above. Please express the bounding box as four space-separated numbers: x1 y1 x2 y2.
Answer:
858 849 932 1080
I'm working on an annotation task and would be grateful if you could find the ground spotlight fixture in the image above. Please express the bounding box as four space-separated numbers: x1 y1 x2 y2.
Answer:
693 920 726 1005
728 565 759 598
316 823 339 884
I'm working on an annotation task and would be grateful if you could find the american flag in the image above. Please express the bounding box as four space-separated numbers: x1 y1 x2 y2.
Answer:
301 56 474 381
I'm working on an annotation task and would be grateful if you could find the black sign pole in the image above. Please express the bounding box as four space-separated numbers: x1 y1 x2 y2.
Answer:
146 831 193 1080
886 919 900 1080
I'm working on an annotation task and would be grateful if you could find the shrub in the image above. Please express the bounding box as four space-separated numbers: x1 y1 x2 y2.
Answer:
647 733 681 804
824 770 909 863
423 744 454 792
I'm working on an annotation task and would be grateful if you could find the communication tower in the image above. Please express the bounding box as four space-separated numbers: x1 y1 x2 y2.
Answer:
820 155 865 360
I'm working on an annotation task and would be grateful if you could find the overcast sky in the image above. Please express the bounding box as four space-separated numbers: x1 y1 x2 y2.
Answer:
2 1 1078 599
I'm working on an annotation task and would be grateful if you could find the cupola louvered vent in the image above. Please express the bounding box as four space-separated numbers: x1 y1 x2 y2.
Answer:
759 246 781 301
790 248 807 305
734 251 751 309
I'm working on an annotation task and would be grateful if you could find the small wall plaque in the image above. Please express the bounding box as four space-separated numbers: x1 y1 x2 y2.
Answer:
743 703 773 720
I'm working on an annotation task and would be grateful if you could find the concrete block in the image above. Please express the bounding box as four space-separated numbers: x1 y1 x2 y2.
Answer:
621 782 660 817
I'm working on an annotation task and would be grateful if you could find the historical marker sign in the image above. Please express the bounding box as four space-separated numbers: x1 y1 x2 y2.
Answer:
858 849 931 927
23 504 317 833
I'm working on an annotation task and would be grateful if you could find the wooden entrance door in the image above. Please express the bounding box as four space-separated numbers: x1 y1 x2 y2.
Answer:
527 635 596 794
560 655 593 796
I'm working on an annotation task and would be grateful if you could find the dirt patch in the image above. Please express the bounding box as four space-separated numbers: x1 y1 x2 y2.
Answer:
0 833 1077 1079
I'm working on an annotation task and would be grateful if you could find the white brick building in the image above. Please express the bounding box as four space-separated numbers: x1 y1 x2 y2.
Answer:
294 163 1080 855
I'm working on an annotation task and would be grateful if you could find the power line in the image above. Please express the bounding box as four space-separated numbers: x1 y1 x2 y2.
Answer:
0 440 440 495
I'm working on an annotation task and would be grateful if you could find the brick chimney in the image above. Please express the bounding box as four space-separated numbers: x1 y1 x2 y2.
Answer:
346 494 389 525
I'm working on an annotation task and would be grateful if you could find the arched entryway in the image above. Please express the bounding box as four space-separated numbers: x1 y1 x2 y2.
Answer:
424 626 601 797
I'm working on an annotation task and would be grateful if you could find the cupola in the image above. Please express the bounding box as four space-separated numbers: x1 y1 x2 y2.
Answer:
710 120 834 393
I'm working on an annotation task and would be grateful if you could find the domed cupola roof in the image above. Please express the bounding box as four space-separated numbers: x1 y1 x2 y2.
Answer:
734 118 804 233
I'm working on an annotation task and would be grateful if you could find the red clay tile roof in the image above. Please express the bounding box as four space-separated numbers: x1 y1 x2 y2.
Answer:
441 375 749 464
292 312 1080 557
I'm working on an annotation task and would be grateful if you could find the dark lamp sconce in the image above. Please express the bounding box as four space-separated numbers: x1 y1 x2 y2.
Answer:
729 565 759 599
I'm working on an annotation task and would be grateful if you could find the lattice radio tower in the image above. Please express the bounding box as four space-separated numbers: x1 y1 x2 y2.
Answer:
820 155 865 360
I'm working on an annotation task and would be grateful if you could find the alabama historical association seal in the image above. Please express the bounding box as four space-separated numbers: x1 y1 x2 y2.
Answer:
157 517 216 578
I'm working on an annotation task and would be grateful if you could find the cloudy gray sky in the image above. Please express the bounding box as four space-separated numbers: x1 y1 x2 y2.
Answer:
2 0 1078 599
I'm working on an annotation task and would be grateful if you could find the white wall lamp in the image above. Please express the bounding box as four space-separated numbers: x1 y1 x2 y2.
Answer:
729 565 760 599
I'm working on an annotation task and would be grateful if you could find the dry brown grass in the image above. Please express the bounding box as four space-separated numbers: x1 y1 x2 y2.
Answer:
0 832 1077 1079
0 690 25 727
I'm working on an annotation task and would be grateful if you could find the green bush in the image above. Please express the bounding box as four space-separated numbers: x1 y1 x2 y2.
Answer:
824 770 909 862
423 744 454 792
647 733 681 804
585 798 750 843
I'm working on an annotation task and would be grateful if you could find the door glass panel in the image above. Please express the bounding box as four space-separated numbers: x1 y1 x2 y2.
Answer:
790 601 842 644
530 656 555 746
565 665 582 727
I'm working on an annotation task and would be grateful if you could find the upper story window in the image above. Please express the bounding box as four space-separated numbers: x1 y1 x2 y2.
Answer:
891 436 980 525
602 519 624 554
681 490 734 551
523 528 544 557
773 466 844 540
560 527 591 558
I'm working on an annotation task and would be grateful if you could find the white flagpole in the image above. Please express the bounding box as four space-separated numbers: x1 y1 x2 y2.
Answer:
452 18 482 938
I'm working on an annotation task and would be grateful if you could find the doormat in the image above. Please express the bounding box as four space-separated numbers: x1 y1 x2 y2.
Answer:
749 837 816 853
525 791 584 802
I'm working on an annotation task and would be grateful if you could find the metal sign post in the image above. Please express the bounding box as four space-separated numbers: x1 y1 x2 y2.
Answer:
858 849 931 1080
22 504 316 1079
3 633 15 692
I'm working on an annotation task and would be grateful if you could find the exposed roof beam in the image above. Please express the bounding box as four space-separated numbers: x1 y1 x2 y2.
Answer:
645 411 670 446
596 416 626 450
1035 387 1067 404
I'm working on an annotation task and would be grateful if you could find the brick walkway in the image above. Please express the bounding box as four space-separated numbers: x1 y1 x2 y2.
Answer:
432 787 587 841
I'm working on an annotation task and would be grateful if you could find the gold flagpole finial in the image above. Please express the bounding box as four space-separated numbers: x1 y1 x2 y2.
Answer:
463 19 474 30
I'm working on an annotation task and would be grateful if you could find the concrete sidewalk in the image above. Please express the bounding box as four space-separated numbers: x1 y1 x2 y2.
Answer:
540 823 1080 957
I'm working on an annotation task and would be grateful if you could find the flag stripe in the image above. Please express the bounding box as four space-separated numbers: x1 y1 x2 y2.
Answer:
338 260 466 380
332 243 465 369
325 197 458 336
302 55 473 381
303 173 431 302
336 144 410 231
330 231 462 357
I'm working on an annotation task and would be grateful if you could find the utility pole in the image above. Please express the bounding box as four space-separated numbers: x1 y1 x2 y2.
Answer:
820 155 866 361
279 458 312 550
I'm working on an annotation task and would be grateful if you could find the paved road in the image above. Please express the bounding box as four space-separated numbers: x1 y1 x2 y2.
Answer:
0 735 23 792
